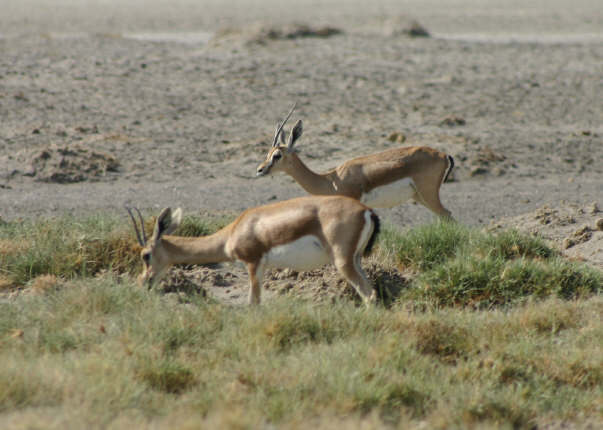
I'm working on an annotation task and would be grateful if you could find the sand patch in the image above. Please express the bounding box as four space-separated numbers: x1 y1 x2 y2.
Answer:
490 202 602 270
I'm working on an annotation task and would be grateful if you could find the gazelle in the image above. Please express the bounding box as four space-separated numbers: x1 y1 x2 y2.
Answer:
126 195 380 305
256 106 455 219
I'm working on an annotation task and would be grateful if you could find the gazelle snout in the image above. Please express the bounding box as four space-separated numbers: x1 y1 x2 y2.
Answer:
137 269 158 290
256 161 271 177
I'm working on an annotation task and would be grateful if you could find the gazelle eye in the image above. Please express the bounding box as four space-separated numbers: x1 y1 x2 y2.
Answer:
142 253 151 263
272 152 282 161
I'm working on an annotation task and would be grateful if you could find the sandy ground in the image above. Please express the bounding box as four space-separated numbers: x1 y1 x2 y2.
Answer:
1 0 601 300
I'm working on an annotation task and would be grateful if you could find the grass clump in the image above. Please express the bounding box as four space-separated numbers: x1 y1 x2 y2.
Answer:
411 319 473 364
379 221 600 308
379 221 468 271
174 214 232 238
0 212 232 287
136 359 197 394
0 214 140 285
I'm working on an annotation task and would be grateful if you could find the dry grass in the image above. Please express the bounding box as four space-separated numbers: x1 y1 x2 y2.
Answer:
0 276 600 429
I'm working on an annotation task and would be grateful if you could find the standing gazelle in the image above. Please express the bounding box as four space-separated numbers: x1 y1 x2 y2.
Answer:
126 195 380 305
256 106 454 219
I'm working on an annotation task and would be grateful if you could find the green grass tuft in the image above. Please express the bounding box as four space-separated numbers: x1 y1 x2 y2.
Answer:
174 214 233 238
378 221 600 308
379 221 469 271
136 359 197 394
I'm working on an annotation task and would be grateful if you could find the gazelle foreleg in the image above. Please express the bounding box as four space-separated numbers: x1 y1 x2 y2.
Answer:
247 262 265 305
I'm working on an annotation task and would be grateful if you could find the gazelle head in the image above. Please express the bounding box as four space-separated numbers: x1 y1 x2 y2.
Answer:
127 207 182 288
256 104 303 177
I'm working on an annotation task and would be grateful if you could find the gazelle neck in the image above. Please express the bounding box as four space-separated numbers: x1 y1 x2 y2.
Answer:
285 153 336 196
161 228 232 265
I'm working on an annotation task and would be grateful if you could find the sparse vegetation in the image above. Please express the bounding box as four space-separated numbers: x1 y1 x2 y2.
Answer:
0 214 601 428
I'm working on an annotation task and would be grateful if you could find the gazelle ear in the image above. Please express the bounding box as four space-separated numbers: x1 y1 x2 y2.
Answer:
279 128 287 146
287 120 303 151
166 208 183 235
153 207 181 240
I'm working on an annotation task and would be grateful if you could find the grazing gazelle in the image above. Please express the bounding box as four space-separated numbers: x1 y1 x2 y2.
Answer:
126 195 380 305
256 106 455 219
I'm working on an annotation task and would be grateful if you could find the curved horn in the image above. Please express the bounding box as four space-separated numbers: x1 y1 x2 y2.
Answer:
126 206 146 246
272 102 297 147
133 207 148 244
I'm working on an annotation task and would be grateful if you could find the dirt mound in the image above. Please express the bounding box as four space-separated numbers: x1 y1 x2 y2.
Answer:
379 16 430 37
210 22 342 47
154 259 408 306
489 202 602 270
3 144 119 183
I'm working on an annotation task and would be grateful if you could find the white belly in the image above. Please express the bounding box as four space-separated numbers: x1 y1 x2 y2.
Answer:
263 235 331 271
360 177 415 208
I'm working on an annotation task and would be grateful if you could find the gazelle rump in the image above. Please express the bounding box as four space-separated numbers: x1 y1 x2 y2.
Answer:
127 196 380 305
256 106 454 220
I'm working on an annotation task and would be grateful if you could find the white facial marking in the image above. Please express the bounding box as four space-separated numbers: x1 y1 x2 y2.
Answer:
360 177 415 208
264 235 330 271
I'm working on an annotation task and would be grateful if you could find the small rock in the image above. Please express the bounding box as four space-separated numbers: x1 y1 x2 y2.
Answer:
440 115 466 127
387 132 406 143
588 202 600 214
562 238 575 249
407 21 430 37
383 17 431 38
470 166 489 176
596 218 603 231
10 329 24 339
14 92 28 102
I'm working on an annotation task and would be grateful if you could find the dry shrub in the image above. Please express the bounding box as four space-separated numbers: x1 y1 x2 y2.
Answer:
536 359 601 390
30 274 62 294
516 299 580 334
462 400 533 429
499 366 530 385
0 239 28 257
135 360 197 394
262 313 326 351
81 234 141 275
411 320 472 364
0 275 15 291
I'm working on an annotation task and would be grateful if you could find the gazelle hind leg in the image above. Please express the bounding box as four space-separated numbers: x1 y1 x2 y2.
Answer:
334 256 375 306
355 253 377 304
412 177 453 220
247 262 265 305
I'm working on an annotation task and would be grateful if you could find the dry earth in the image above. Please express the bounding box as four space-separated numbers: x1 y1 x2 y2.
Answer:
1 0 602 301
